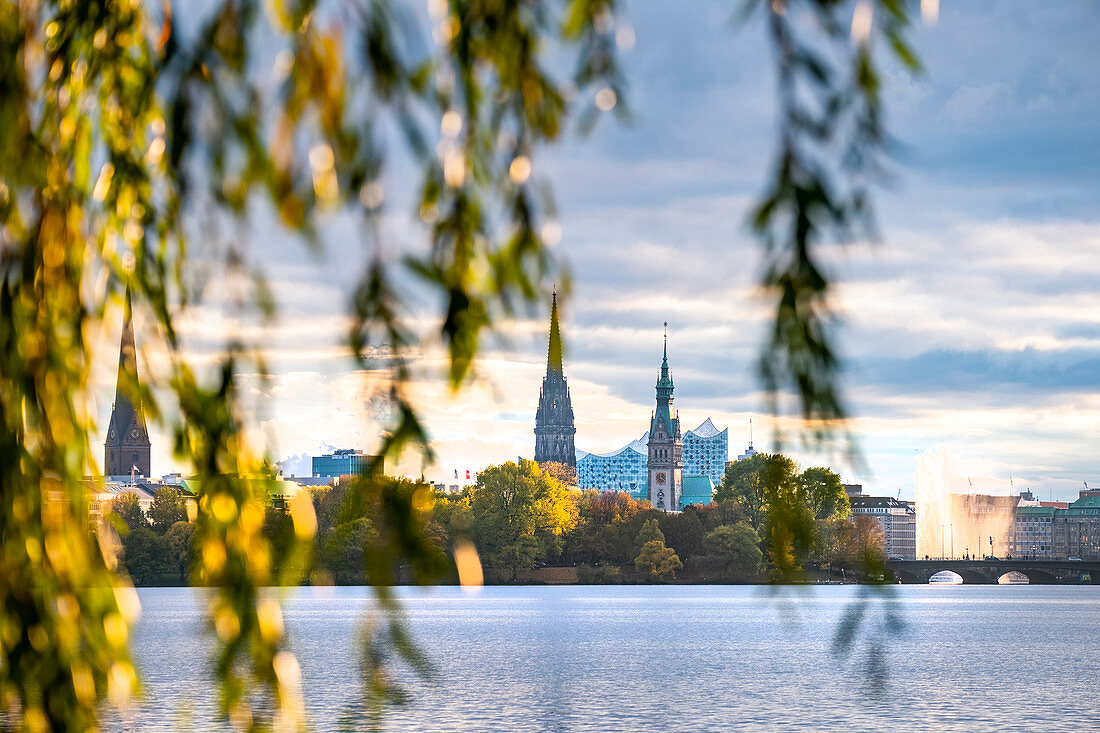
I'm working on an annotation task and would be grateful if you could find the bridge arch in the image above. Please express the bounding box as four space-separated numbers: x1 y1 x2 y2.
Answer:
928 568 992 584
997 571 1030 584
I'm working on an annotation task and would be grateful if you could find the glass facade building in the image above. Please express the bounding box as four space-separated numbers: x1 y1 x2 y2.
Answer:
312 449 374 478
576 437 649 500
682 418 728 487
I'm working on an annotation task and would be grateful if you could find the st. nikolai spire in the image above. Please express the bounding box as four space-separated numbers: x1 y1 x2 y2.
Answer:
534 287 576 469
546 288 564 376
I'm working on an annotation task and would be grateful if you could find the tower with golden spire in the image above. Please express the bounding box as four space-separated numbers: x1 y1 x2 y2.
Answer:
534 290 576 468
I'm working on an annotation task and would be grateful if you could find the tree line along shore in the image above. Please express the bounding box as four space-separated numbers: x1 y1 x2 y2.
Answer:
105 454 888 587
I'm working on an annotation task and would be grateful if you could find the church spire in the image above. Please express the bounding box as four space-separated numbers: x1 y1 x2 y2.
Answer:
534 288 576 469
105 288 151 477
115 289 139 400
546 289 563 375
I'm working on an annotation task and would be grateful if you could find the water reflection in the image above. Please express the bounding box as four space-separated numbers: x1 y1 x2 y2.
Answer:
117 585 1100 732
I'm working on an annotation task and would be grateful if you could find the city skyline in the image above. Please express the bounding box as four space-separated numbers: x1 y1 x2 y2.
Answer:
88 2 1099 501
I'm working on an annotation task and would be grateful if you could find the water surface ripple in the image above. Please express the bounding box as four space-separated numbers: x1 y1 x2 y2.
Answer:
122 585 1100 731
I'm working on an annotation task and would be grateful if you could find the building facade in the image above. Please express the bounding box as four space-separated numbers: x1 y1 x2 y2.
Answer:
576 420 727 500
1050 489 1100 559
312 449 377 478
105 290 152 478
533 291 577 468
849 493 917 560
647 329 682 512
682 418 728 486
1014 505 1055 558
575 439 649 499
680 475 714 510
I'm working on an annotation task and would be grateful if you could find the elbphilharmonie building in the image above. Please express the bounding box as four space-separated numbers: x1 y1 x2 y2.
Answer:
576 419 728 500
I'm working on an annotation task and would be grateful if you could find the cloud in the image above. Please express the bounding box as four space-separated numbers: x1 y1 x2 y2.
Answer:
937 83 1015 124
94 1 1100 504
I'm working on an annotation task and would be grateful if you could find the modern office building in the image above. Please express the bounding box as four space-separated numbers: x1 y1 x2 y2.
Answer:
312 449 377 478
849 490 917 560
1014 505 1056 558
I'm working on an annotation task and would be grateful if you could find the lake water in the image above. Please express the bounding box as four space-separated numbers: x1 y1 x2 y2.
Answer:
121 585 1100 731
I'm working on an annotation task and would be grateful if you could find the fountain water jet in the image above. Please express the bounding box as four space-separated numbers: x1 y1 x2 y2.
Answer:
915 448 1019 560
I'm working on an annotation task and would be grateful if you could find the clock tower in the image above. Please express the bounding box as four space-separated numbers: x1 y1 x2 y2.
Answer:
647 324 682 511
105 290 151 477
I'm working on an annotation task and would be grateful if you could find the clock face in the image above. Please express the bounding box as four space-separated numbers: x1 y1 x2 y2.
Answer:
655 471 666 485
129 426 141 440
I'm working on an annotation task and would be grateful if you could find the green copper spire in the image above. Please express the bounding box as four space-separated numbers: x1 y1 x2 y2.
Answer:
546 289 563 375
657 321 673 389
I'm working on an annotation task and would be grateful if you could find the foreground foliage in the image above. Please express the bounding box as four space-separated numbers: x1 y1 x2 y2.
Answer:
1 0 924 727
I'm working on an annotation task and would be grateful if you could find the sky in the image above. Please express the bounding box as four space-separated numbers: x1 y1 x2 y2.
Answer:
94 1 1100 501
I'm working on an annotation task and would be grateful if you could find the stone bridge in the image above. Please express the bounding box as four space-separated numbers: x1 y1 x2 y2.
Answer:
888 559 1100 584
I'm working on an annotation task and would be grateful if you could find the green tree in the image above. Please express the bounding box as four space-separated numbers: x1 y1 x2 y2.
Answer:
165 521 196 584
109 492 149 534
319 518 379 585
799 467 850 521
148 487 188 535
634 540 683 581
716 453 799 533
121 528 172 586
636 518 665 548
659 507 705 560
471 460 576 580
702 524 764 579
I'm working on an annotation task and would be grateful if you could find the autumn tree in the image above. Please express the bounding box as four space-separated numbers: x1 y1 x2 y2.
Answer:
563 490 648 565
635 518 665 551
540 461 578 487
471 460 576 580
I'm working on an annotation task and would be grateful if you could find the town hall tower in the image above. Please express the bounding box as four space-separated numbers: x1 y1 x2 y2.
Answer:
647 324 682 511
